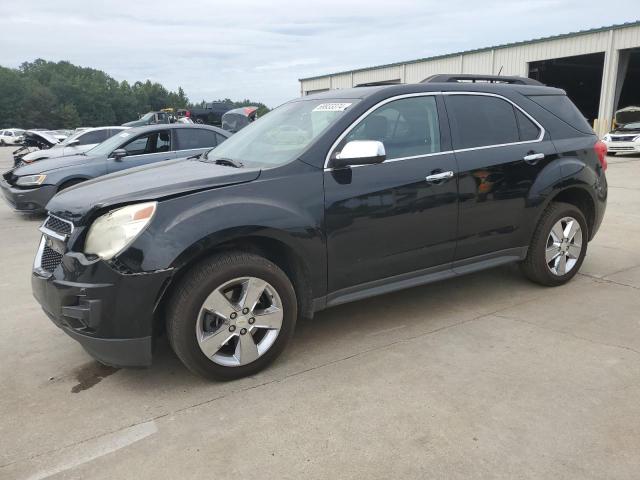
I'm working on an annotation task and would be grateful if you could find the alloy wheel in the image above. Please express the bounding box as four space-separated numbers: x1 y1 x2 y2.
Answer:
195 276 283 367
545 216 583 276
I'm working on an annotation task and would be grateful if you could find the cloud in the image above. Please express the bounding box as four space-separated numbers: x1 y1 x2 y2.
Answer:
1 0 637 107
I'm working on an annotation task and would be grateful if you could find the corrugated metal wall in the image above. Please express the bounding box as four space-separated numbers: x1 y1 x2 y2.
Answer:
300 23 640 135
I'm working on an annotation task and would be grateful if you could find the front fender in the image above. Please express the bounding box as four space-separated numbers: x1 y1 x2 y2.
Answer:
119 164 327 296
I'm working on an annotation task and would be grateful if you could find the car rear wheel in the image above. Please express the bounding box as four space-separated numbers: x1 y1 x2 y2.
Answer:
521 202 588 286
166 252 297 380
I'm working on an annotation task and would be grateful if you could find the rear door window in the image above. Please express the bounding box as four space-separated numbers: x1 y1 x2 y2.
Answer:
175 129 219 150
446 95 520 149
515 109 541 141
344 96 441 159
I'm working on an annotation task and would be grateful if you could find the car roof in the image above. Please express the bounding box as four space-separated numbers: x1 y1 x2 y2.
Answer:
302 82 565 101
125 123 231 136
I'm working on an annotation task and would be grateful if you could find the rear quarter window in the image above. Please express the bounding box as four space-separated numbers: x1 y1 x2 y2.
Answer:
528 95 593 134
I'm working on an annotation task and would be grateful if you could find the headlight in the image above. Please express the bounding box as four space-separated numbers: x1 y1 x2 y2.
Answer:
16 174 46 186
633 135 640 142
602 134 611 142
84 202 157 260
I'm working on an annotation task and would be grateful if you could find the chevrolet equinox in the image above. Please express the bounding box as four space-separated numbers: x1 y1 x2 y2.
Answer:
31 75 608 380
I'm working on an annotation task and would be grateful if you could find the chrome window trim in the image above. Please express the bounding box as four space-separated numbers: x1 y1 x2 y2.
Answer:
323 91 545 171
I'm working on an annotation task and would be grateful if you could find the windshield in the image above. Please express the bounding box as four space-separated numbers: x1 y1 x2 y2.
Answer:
58 130 84 146
620 122 640 130
139 112 154 121
85 130 132 156
205 99 358 168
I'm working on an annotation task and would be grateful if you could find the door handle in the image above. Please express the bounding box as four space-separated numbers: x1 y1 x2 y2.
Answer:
425 171 454 182
523 152 545 164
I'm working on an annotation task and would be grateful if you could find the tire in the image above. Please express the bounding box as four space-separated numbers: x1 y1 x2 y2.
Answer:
521 201 588 286
167 252 297 380
58 179 85 192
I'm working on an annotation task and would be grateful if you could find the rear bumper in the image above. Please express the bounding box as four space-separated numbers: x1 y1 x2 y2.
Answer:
32 249 174 367
0 179 56 213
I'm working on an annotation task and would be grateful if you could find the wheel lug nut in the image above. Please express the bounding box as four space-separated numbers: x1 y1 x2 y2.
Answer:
248 317 255 325
229 325 236 332
240 328 247 335
230 312 237 319
242 308 249 314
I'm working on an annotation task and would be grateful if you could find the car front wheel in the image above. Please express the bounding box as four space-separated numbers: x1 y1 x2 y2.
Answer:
167 252 297 380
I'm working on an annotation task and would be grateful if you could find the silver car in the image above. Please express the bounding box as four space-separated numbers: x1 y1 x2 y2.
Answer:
21 127 128 163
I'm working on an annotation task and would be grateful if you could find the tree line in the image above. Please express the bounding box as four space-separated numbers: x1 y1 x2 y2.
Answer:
0 59 269 129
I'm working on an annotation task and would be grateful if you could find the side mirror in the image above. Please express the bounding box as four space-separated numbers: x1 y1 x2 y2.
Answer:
67 139 80 146
111 148 127 161
331 140 386 168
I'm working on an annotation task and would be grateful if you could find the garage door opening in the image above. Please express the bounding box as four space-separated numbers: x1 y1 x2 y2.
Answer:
615 48 640 115
528 52 605 124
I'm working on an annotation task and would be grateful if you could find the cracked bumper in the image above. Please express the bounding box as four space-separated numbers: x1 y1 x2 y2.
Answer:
32 250 174 367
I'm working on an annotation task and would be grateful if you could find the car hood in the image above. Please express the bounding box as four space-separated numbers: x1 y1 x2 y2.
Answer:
14 154 98 174
22 147 67 162
47 157 261 223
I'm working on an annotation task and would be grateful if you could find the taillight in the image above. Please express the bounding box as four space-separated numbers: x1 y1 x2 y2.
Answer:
594 140 607 171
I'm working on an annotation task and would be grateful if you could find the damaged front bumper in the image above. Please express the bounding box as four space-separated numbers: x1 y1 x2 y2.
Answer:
32 237 174 367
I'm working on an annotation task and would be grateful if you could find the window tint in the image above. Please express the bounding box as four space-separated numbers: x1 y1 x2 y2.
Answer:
515 109 540 141
122 130 171 155
175 129 218 150
345 96 440 159
78 129 110 145
215 133 228 145
447 95 519 149
528 95 593 134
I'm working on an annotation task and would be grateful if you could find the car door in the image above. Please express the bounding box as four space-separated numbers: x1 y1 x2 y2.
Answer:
324 94 459 293
107 129 176 173
173 128 220 158
444 93 557 261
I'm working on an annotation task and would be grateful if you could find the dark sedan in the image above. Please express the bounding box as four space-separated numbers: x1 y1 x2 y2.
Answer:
1 124 230 213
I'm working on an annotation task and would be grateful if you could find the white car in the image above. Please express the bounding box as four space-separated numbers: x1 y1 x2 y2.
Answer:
603 121 640 155
0 129 25 145
21 126 128 162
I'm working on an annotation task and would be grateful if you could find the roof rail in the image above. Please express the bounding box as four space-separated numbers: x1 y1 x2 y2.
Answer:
421 74 543 86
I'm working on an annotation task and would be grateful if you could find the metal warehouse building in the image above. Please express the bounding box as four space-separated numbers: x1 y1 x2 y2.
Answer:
299 21 640 136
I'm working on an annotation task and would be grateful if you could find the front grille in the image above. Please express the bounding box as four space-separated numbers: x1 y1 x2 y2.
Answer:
611 136 636 142
44 215 73 236
41 245 63 273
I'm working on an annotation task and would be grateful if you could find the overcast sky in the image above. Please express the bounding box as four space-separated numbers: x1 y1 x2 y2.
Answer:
1 1 638 107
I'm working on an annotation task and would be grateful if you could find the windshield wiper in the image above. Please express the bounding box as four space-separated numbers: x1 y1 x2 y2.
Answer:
213 157 243 168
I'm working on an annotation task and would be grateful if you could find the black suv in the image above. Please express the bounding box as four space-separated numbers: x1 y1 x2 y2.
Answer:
32 75 608 380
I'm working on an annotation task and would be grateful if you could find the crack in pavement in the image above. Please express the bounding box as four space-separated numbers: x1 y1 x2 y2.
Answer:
578 272 640 291
494 313 640 358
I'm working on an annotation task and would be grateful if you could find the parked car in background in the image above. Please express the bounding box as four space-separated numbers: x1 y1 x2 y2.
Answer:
28 76 607 380
222 106 258 133
0 129 26 145
1 124 230 213
188 102 234 126
603 121 640 155
20 127 128 163
122 111 173 127
50 130 72 142
12 130 61 165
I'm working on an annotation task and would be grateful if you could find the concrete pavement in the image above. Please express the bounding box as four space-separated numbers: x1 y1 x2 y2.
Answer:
0 146 639 479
